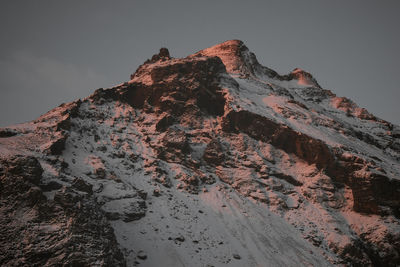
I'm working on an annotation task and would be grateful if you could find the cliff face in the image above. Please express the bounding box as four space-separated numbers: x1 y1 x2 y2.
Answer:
1 40 399 266
0 155 125 266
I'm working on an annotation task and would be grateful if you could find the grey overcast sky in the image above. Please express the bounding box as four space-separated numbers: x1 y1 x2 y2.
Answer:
1 0 399 126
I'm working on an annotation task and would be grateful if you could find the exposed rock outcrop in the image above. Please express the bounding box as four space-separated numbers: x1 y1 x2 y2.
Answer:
0 155 125 266
0 40 399 266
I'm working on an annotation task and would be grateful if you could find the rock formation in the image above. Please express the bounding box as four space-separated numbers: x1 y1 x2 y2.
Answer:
1 40 399 266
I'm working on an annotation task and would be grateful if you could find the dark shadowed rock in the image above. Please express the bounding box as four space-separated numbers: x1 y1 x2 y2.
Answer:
155 113 175 132
233 253 241 260
0 128 18 137
0 156 125 266
203 139 225 166
1 155 43 185
137 250 147 260
72 177 93 194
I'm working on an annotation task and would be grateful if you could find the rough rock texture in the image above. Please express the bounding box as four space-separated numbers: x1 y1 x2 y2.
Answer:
0 155 125 266
0 40 399 266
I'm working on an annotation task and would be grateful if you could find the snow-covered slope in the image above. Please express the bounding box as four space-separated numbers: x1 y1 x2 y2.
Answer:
1 40 399 266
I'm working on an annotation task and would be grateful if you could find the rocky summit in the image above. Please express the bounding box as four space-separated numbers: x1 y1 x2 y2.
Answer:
1 40 399 266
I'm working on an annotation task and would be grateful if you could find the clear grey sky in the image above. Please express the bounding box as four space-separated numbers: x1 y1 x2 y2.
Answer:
1 0 399 126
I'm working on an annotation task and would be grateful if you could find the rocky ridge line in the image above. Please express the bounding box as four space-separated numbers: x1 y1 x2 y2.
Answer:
0 40 399 266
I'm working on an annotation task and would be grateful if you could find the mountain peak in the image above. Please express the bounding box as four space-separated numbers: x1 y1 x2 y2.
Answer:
288 68 321 87
2 40 399 267
192 39 258 75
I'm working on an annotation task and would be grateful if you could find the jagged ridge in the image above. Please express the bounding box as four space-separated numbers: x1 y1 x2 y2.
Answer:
0 40 399 266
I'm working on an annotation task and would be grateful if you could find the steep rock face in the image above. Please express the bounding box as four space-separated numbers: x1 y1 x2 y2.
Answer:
0 155 125 266
222 109 334 169
0 40 399 266
193 39 258 76
128 50 227 117
193 39 283 80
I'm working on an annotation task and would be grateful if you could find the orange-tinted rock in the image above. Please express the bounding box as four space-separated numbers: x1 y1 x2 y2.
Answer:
222 110 334 169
